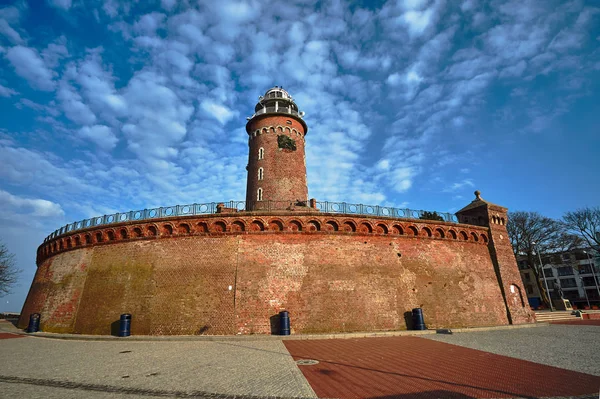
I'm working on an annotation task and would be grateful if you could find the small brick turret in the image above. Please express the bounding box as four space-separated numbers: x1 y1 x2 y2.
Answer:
245 87 308 211
456 190 535 324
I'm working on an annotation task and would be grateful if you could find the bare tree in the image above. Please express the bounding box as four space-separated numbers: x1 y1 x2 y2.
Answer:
0 241 20 297
563 207 600 251
507 211 578 307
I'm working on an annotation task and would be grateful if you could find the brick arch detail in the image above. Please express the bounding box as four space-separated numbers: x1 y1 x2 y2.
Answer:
288 219 303 232
268 218 284 231
342 220 357 232
325 220 339 232
391 224 404 235
36 214 491 263
375 223 388 234
211 220 228 233
359 221 373 234
231 220 246 232
307 220 321 232
251 219 266 232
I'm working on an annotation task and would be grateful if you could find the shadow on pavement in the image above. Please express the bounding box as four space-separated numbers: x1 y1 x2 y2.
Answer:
370 391 474 399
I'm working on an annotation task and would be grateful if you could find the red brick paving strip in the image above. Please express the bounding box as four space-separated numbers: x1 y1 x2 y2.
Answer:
284 336 600 399
550 320 600 326
0 333 24 340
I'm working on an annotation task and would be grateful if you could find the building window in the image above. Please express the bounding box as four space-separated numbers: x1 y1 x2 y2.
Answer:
582 277 597 287
557 266 574 276
526 285 533 295
564 291 579 300
560 278 577 288
578 264 593 274
257 188 263 201
258 147 264 160
258 167 263 180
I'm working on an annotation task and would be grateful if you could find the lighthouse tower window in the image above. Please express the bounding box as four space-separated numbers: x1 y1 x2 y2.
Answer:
257 188 263 201
258 167 264 180
258 147 264 160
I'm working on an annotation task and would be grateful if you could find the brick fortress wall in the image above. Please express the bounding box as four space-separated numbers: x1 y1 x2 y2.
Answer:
18 212 528 335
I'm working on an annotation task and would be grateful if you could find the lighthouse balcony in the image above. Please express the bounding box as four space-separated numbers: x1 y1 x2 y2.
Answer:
248 106 305 120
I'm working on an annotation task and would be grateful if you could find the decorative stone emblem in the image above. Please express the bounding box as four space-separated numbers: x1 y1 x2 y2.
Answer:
277 135 296 151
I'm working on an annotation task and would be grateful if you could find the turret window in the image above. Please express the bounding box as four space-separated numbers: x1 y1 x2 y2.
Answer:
258 167 264 180
257 188 263 201
258 147 264 160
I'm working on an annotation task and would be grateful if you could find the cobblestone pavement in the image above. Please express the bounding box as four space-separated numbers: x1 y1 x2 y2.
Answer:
284 335 599 399
425 324 600 376
0 324 316 398
2 320 599 399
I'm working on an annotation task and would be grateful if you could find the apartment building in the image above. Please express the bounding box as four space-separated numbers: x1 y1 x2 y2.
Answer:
517 248 600 309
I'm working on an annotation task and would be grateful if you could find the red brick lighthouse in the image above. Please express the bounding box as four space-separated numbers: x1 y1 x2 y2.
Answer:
245 87 309 211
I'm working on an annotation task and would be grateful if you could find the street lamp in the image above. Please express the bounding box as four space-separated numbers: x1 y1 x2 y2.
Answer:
533 242 553 311
580 276 591 309
583 250 600 304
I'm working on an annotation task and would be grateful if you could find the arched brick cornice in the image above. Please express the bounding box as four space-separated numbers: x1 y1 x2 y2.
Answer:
37 213 491 264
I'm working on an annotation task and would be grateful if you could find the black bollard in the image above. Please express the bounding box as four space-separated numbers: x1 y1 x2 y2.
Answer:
279 311 290 335
26 313 41 333
412 308 427 330
119 314 131 337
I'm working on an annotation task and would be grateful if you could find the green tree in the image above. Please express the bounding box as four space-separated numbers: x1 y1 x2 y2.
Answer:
0 241 20 297
419 211 444 221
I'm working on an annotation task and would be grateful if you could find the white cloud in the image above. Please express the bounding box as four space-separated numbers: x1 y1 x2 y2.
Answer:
41 39 69 68
444 179 475 192
0 189 64 217
200 100 238 125
402 0 428 10
161 0 176 11
406 69 423 83
72 51 128 116
5 46 55 91
499 60 527 78
0 83 17 97
0 6 23 44
78 125 118 151
121 71 194 161
57 82 97 125
386 73 402 86
47 0 72 10
391 167 417 193
133 12 166 36
402 8 434 36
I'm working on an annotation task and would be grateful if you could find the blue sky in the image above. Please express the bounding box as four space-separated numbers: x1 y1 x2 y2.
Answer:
1 0 599 312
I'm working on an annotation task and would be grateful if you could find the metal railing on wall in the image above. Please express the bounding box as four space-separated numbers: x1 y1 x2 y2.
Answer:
43 200 458 243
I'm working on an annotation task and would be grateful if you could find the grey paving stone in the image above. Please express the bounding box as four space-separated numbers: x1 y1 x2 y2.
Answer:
0 337 317 398
424 324 600 376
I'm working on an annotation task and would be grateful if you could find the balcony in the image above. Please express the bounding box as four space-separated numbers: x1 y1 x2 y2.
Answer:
249 106 303 119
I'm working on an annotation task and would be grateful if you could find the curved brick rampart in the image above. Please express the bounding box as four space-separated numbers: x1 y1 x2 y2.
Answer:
17 212 512 336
